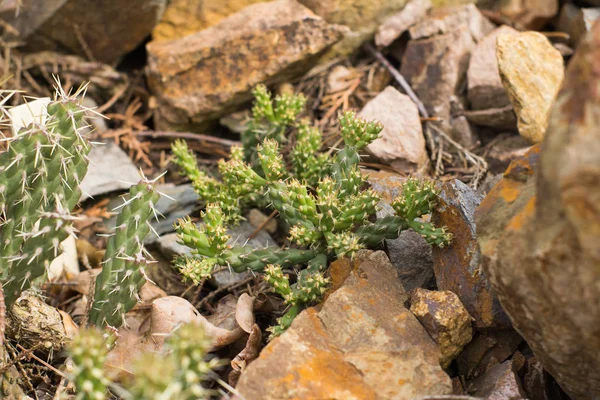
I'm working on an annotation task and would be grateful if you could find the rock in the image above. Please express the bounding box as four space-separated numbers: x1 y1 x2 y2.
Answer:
359 86 428 174
467 26 519 111
449 115 478 149
456 329 523 380
387 227 436 292
145 184 200 242
146 0 345 130
297 0 411 57
376 0 432 47
469 361 526 400
432 179 510 328
557 3 600 48
410 288 473 368
477 24 600 399
485 134 532 174
246 209 277 235
152 0 269 41
236 250 453 399
156 222 274 287
409 4 494 41
79 141 141 201
401 25 474 119
522 357 570 400
478 0 558 30
496 32 564 143
32 0 167 65
463 105 517 130
325 65 356 93
0 0 66 39
366 169 406 204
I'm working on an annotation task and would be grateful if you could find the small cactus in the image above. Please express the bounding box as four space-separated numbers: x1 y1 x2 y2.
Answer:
171 86 452 337
69 329 111 400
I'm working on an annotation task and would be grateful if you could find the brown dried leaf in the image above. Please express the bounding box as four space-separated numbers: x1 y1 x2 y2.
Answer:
229 323 262 387
235 293 255 333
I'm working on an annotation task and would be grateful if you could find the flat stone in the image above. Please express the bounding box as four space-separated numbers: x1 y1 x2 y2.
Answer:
33 0 167 65
359 86 428 174
146 0 345 130
497 31 565 143
478 0 558 30
463 105 517 130
467 26 519 111
79 141 141 201
484 134 532 175
470 361 526 400
376 0 432 47
156 221 274 287
145 184 200 243
558 3 600 48
236 250 453 399
410 288 473 368
409 4 494 41
476 24 600 398
152 0 269 41
366 169 406 204
401 25 474 120
449 115 478 149
432 179 510 328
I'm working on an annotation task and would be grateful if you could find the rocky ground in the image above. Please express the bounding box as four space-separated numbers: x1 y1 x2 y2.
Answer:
0 0 599 399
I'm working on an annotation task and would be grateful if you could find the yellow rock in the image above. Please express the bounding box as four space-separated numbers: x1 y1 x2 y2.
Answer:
497 31 564 143
153 0 271 41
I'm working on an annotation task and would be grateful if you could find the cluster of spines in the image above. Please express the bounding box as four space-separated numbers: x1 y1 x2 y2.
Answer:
0 86 93 306
88 181 161 328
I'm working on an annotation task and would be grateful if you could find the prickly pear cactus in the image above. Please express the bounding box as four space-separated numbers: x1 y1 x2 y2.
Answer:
0 87 92 306
172 86 452 337
89 181 161 328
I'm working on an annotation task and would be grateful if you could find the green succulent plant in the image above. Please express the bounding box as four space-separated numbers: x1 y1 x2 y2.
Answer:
171 86 452 337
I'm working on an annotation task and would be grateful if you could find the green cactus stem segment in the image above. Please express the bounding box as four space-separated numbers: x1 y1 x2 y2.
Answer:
89 181 160 328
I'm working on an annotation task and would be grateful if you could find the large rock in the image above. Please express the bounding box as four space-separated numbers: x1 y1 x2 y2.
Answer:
146 0 345 130
478 0 559 30
408 4 494 41
152 0 270 41
467 26 519 111
497 31 564 143
236 251 452 399
400 25 474 119
359 86 428 174
432 180 510 328
410 288 473 368
469 360 526 400
32 0 167 65
0 0 66 39
476 23 600 398
297 0 410 56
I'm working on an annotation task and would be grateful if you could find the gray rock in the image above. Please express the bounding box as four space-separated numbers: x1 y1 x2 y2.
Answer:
79 141 141 201
145 184 200 243
359 86 428 174
0 0 67 39
464 105 517 131
470 361 526 400
156 221 274 287
375 0 432 47
558 3 600 47
432 179 510 328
